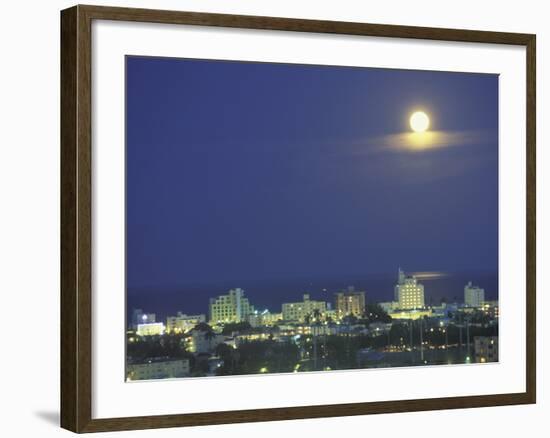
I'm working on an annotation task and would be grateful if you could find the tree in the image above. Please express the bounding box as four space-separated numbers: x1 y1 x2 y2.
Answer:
342 314 358 325
312 308 322 322
362 304 392 323
214 343 238 375
126 332 192 362
193 322 214 333
389 322 409 346
221 321 251 335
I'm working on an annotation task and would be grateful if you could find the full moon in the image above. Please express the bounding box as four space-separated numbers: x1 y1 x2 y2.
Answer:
410 111 430 133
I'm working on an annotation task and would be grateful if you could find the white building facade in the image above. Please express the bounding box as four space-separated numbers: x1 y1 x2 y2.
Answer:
188 328 225 354
166 312 206 333
136 322 165 336
394 267 425 310
209 288 254 324
464 281 485 307
126 358 190 381
282 294 327 322
334 287 366 317
130 309 156 329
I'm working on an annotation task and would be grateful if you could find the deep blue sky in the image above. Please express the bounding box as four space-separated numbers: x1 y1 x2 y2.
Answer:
126 56 498 314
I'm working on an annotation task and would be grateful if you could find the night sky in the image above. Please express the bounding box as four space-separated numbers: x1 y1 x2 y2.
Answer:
126 56 498 315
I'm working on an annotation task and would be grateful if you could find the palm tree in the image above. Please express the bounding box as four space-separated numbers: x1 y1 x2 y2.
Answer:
194 322 213 332
312 308 322 323
311 309 323 370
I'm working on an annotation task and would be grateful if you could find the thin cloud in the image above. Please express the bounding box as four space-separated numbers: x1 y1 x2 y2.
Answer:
358 129 495 154
411 271 450 280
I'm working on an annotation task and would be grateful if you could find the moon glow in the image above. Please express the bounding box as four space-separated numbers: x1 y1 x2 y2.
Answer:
410 111 430 133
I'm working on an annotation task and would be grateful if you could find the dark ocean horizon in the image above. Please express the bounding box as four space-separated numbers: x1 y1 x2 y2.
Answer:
127 270 498 321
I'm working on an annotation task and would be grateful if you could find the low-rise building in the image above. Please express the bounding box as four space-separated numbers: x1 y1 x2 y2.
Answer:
474 336 498 363
481 301 499 319
388 309 432 320
368 322 392 334
282 294 327 322
126 358 190 381
166 312 206 333
247 310 282 327
136 322 165 336
130 309 156 329
235 331 273 344
379 301 399 313
188 325 224 353
431 302 459 318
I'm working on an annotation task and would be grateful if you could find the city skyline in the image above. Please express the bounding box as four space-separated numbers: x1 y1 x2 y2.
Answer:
128 268 498 319
126 57 499 380
127 56 498 315
127 267 499 381
129 268 494 325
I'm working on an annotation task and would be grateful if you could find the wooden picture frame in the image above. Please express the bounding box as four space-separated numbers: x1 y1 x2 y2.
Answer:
61 4 536 433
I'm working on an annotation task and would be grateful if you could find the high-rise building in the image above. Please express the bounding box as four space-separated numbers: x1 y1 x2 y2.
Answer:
282 294 327 322
464 281 485 307
209 288 254 324
394 267 425 310
334 286 366 317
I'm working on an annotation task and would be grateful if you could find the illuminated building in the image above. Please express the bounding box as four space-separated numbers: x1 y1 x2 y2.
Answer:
388 309 432 320
481 300 499 319
136 322 165 336
379 301 399 313
295 323 339 336
188 326 224 353
130 309 156 329
282 294 327 322
334 286 366 317
166 312 206 333
248 310 282 327
474 336 498 363
126 358 190 381
325 308 339 322
209 288 254 324
235 331 272 343
394 267 425 310
464 281 485 307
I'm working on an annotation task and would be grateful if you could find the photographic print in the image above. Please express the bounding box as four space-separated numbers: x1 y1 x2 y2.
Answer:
125 56 499 382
